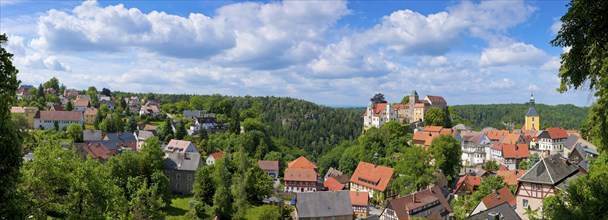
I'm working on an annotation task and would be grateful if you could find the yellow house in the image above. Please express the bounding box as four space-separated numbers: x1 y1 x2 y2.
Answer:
11 106 38 128
524 94 540 131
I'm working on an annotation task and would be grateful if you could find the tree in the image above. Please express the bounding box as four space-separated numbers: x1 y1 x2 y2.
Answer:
370 93 386 103
129 178 164 220
428 135 462 183
54 121 59 131
101 88 111 96
452 176 507 218
229 107 241 134
400 95 410 104
43 77 60 91
174 120 187 140
528 153 541 170
481 160 500 171
160 117 173 142
425 107 447 126
551 0 608 149
391 147 435 195
94 111 103 130
0 33 24 218
87 86 98 97
66 100 73 111
36 84 44 98
67 123 83 143
11 114 27 130
212 185 233 219
245 165 274 203
193 165 216 206
126 115 138 132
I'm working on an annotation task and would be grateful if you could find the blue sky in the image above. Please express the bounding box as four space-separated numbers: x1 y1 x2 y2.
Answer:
0 0 595 107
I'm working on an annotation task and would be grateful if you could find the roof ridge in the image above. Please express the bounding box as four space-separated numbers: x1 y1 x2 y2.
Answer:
544 158 555 184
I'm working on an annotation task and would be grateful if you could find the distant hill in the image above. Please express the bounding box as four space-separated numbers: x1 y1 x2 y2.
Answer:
450 103 589 130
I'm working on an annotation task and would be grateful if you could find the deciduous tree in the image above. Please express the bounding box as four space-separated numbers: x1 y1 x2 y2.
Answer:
428 135 462 183
425 107 447 127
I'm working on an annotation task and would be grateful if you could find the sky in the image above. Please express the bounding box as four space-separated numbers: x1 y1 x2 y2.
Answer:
0 0 596 107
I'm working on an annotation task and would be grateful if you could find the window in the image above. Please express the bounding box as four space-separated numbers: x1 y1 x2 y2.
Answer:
187 184 191 190
523 199 529 208
187 174 192 180
176 183 180 189
176 173 181 180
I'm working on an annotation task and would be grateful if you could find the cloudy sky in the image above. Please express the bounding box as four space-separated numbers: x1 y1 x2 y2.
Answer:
0 0 595 107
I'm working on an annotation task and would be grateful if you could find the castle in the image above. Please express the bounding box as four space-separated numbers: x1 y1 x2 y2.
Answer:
363 90 447 129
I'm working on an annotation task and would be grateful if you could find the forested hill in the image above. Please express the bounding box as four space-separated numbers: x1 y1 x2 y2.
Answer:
451 103 589 130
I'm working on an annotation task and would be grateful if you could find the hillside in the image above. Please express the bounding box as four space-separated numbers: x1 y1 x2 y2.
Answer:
450 103 589 130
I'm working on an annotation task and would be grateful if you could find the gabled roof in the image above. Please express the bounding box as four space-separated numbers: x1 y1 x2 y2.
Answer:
83 130 102 141
134 130 155 140
296 191 353 218
50 104 64 111
82 142 115 160
84 108 98 116
350 162 394 192
35 111 82 121
164 152 201 171
209 151 224 160
501 133 523 144
323 177 344 191
480 187 516 209
502 144 530 159
166 139 194 152
455 173 481 192
518 154 579 185
258 160 279 171
423 126 443 133
284 167 317 182
424 95 447 105
324 167 344 179
11 106 38 113
349 191 369 207
363 103 389 117
104 132 137 143
384 186 452 220
496 170 526 185
469 202 521 220
542 127 568 139
74 98 89 107
288 156 317 169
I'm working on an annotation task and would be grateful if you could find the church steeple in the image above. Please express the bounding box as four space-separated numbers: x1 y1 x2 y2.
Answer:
524 93 540 131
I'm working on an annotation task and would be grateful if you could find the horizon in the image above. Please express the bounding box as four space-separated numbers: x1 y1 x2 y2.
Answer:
1 0 597 107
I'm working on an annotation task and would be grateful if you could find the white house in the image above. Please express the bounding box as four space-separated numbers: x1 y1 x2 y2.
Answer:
460 131 491 166
163 139 198 155
206 152 224 165
537 128 568 153
363 101 398 129
34 111 83 130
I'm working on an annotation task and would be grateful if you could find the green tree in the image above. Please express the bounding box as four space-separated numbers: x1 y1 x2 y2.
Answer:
54 120 59 131
66 100 73 111
129 178 165 220
528 153 541 170
245 165 274 203
0 33 23 218
428 135 462 183
231 174 248 220
391 147 435 195
229 107 241 134
424 107 447 126
126 115 138 132
551 0 608 149
193 165 216 206
400 95 410 104
43 77 60 91
160 117 173 142
94 110 103 130
212 185 233 220
11 113 27 130
36 84 44 99
481 160 500 171
67 123 83 143
174 119 187 140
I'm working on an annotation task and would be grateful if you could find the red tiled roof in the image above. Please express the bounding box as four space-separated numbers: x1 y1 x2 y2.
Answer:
36 111 82 121
425 95 446 104
74 98 89 107
50 104 64 111
363 103 389 117
84 142 114 160
499 164 508 171
143 124 158 131
455 173 481 192
288 156 317 169
84 108 98 116
392 104 409 110
423 126 443 133
496 170 526 185
350 162 394 192
546 127 568 139
503 144 529 159
323 177 344 191
414 103 426 108
210 151 224 160
284 167 317 182
258 160 279 171
491 143 505 151
481 187 516 208
501 133 522 144
166 139 193 152
349 191 369 207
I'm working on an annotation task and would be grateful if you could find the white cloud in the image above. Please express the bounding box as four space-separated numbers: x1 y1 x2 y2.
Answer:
541 56 561 70
551 20 562 35
479 43 547 66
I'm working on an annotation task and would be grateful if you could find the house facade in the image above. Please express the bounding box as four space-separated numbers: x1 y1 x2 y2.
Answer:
350 191 369 219
284 156 318 193
206 152 224 165
139 100 161 118
34 111 83 130
502 144 530 170
537 128 568 154
404 90 447 123
258 160 279 180
380 186 452 220
515 155 579 219
84 108 98 125
363 101 398 130
164 152 202 194
74 98 90 112
164 139 198 155
460 132 491 166
11 106 38 128
350 162 394 203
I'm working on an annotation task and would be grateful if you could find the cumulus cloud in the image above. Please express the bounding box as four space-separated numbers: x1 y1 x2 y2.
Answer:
541 56 561 70
479 43 547 66
551 21 562 35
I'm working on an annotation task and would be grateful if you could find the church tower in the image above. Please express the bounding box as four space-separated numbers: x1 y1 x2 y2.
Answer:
524 94 540 131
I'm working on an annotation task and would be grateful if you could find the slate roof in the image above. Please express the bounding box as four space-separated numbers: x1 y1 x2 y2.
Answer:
469 202 521 220
526 105 539 117
83 130 103 141
296 191 353 218
104 132 137 143
350 162 394 192
384 185 452 220
518 154 579 185
183 110 205 118
134 130 155 140
324 167 344 179
164 152 202 171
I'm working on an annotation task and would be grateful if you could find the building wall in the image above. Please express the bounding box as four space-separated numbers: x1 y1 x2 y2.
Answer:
538 138 565 152
84 114 95 124
263 169 279 180
35 119 83 130
164 169 196 194
516 182 554 220
298 215 353 220
12 108 37 128
525 116 540 131
353 205 368 219
284 181 316 193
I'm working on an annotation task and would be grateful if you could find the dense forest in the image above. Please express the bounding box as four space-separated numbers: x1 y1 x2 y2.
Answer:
450 103 589 130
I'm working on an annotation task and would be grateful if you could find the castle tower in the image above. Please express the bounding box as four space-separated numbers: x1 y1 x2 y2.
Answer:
524 94 540 131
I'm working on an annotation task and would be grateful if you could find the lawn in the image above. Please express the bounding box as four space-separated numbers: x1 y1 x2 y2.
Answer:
164 195 192 220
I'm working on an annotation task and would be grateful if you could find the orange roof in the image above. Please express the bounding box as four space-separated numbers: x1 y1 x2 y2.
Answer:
481 187 516 208
425 95 446 104
499 164 508 171
393 104 409 110
363 103 389 117
210 151 224 160
350 162 394 192
455 173 481 192
414 103 426 108
349 191 369 207
423 126 443 133
284 167 317 182
546 127 568 139
413 131 439 146
502 144 529 159
143 124 158 131
491 143 505 151
74 98 90 107
501 133 522 144
323 177 344 191
439 128 453 135
496 170 526 185
84 108 98 116
288 156 317 169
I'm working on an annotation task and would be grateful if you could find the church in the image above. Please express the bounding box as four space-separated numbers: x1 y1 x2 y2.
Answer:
524 94 540 131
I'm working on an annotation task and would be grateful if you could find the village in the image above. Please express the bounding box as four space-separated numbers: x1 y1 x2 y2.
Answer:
9 82 597 220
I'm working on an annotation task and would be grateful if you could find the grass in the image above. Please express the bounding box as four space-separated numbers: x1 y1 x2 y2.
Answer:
164 195 192 220
84 124 95 130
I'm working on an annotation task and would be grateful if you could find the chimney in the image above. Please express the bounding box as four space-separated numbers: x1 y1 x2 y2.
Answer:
373 152 379 168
